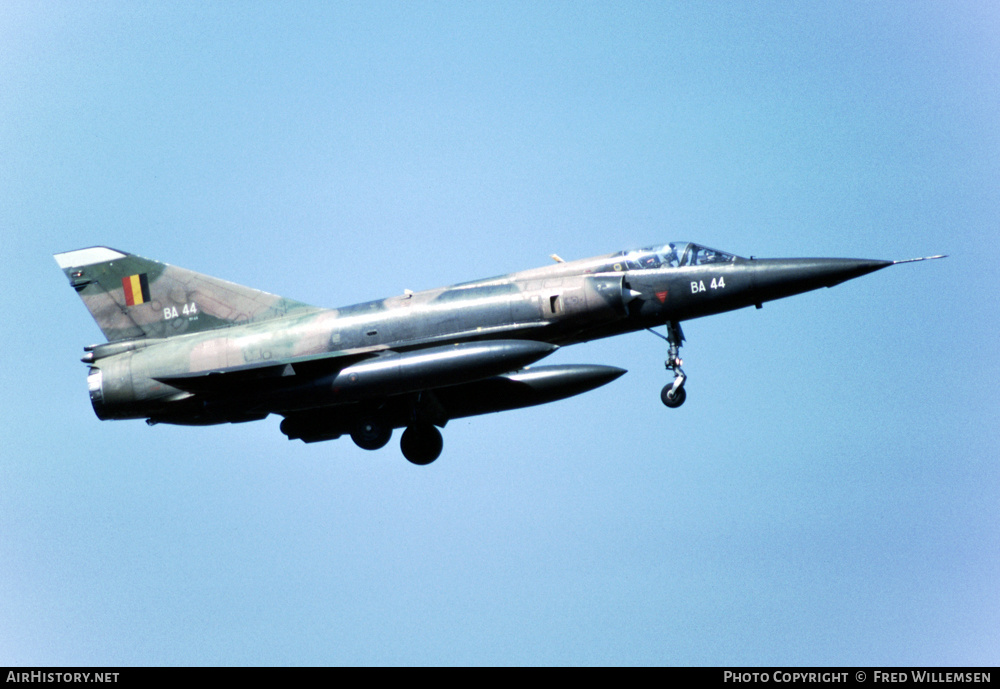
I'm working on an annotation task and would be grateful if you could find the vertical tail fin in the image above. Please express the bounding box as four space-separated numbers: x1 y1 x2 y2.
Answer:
54 247 317 342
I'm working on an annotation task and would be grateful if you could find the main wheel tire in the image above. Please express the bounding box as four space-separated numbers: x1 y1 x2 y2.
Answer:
351 418 392 450
400 424 443 465
660 384 686 408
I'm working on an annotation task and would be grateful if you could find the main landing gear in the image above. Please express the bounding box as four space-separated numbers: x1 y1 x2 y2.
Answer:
649 320 687 408
349 393 446 465
351 420 444 465
350 418 393 450
400 424 443 465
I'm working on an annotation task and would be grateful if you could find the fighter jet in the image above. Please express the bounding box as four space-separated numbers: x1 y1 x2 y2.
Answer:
55 243 943 464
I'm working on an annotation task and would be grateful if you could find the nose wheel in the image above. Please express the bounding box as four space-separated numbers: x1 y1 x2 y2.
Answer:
661 381 686 408
649 321 687 408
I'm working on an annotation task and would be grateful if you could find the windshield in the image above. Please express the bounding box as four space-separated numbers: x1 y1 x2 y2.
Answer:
619 242 739 270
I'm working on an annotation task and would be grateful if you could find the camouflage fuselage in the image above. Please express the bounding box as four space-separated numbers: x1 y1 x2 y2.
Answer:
60 242 906 439
85 248 761 422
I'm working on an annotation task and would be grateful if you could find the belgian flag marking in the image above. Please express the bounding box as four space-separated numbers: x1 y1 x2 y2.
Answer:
122 273 151 306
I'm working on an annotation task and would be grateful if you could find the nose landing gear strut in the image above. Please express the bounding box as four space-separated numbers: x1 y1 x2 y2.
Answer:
649 321 687 408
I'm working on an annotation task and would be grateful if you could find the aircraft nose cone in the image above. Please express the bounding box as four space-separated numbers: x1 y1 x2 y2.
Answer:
751 257 893 303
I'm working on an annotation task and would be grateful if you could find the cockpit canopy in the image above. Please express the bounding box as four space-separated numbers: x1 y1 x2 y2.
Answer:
619 242 740 270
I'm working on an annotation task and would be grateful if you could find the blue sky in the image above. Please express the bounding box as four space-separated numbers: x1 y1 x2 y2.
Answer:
2 1 997 665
